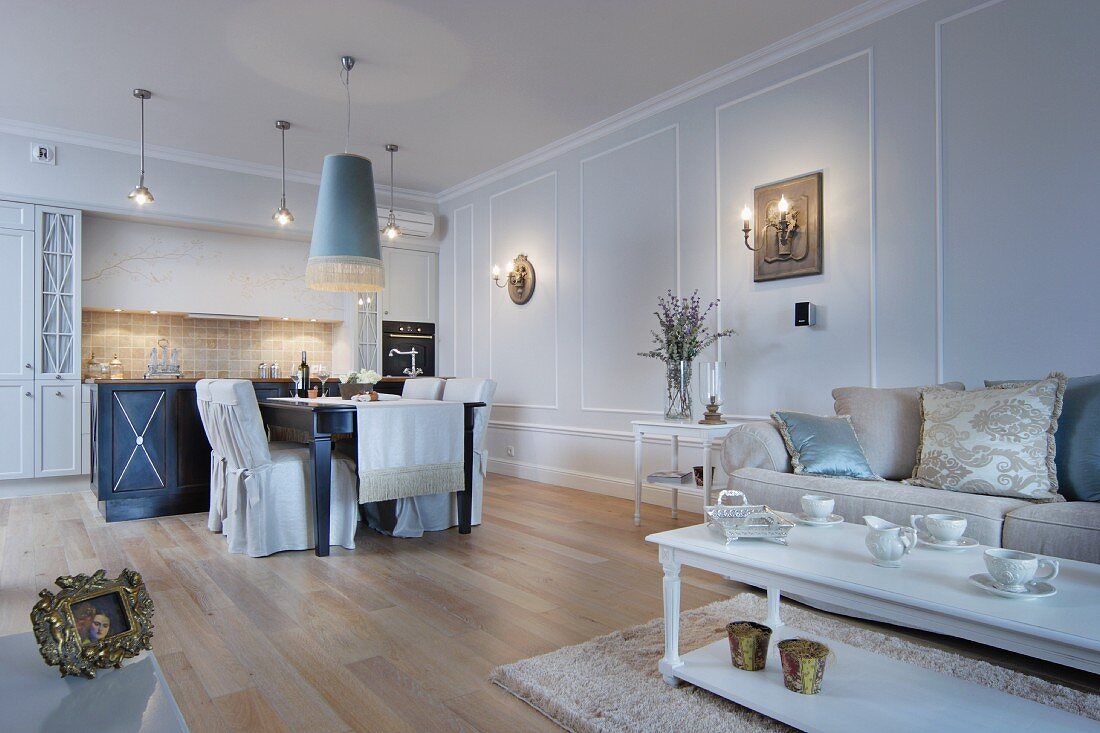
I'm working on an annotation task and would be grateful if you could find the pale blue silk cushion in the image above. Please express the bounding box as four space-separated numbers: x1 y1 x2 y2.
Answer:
772 411 882 481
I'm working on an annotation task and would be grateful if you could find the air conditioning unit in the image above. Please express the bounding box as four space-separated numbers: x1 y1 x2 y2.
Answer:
377 207 435 239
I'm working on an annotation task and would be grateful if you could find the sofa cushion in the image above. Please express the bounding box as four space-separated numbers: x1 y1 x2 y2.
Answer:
832 383 964 481
772 411 880 480
730 467 1029 546
1002 501 1100 564
906 374 1067 502
987 374 1100 502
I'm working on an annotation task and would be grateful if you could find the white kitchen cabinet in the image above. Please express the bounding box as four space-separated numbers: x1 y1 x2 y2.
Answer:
0 202 84 480
34 207 82 380
35 380 81 477
0 381 35 480
0 201 33 230
0 228 34 380
382 246 437 323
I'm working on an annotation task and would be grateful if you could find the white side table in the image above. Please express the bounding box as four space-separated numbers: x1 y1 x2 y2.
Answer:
631 419 738 525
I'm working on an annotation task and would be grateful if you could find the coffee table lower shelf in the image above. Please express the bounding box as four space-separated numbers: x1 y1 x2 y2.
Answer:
663 625 1094 733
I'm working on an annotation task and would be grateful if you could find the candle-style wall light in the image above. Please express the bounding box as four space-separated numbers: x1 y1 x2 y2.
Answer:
739 172 823 283
491 254 536 304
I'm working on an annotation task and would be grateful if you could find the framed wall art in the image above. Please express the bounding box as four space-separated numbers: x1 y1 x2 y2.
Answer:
751 172 823 282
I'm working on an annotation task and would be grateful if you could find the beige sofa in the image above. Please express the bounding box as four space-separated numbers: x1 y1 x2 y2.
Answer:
720 406 1100 565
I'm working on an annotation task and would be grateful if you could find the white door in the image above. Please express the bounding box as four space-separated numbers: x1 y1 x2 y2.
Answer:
381 246 438 323
0 381 35 479
36 380 81 477
0 228 34 380
34 207 82 380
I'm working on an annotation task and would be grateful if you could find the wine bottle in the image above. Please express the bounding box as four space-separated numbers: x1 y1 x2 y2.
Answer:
298 351 310 397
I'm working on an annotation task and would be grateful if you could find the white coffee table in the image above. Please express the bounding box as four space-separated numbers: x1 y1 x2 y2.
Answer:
647 521 1100 733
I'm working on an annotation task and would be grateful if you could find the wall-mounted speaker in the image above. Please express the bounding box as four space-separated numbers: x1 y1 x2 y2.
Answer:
795 301 816 327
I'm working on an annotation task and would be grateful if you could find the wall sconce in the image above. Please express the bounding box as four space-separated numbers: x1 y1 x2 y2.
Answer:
741 195 805 262
491 253 536 304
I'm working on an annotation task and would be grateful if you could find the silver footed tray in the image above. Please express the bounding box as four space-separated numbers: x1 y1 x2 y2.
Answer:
705 490 794 545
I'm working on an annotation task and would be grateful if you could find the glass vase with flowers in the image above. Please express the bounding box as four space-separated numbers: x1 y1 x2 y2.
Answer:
638 290 734 421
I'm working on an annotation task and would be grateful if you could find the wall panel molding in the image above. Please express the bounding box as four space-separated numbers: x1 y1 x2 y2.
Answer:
487 171 559 409
714 49 877 387
579 124 679 415
934 0 1010 383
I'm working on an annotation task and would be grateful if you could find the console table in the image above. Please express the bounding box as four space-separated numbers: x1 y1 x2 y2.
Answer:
646 522 1100 732
630 419 738 525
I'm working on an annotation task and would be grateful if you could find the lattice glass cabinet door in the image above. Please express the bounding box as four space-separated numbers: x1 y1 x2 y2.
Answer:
357 292 380 372
34 207 82 379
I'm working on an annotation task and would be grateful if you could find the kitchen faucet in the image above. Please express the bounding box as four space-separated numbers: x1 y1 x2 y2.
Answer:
388 347 423 377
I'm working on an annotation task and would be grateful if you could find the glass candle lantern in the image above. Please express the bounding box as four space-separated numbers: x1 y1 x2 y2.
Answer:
697 361 726 425
108 354 125 380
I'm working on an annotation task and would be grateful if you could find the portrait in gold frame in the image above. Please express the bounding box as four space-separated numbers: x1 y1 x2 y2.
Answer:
30 568 154 678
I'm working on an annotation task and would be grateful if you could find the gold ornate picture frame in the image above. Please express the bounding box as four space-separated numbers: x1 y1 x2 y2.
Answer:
30 568 154 678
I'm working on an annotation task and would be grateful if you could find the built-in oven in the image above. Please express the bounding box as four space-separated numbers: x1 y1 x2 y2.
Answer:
382 321 436 377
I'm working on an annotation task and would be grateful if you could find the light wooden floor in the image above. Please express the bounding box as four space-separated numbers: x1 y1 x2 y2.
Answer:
0 475 734 732
2 476 1094 732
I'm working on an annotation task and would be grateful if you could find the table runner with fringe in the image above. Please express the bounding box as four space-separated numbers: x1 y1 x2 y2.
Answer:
354 399 464 503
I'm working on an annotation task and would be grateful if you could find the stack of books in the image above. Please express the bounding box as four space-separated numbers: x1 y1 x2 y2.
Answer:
646 470 693 485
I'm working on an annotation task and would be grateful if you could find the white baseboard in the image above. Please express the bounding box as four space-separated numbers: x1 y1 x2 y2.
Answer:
488 456 714 516
0 474 91 500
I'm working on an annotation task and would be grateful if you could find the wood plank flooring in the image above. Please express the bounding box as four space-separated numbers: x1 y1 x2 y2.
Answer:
2 475 1094 731
0 475 732 732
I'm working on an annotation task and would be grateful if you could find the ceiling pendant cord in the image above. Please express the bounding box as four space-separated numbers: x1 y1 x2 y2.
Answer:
128 88 154 204
273 120 294 224
341 56 355 154
138 92 146 186
384 143 401 239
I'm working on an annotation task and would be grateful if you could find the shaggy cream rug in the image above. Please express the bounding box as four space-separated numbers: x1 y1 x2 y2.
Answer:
490 593 1100 733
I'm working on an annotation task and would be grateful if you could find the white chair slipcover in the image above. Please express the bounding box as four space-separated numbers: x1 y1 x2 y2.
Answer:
196 379 359 557
401 377 446 400
363 377 496 537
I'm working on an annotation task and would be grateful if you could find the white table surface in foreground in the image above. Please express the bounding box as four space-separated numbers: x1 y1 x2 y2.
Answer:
647 522 1100 673
646 523 1100 732
630 419 738 526
0 632 188 732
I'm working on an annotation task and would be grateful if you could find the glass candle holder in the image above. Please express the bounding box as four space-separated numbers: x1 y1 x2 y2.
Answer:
697 361 725 425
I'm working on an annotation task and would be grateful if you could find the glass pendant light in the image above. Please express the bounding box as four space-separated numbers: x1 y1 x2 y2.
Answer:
382 144 402 240
127 89 154 205
305 56 384 292
272 120 294 225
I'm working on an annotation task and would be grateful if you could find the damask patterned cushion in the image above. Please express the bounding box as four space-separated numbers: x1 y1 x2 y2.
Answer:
986 374 1100 502
772 411 881 481
905 374 1067 502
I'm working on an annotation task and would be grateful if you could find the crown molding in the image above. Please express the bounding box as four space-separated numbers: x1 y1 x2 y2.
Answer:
437 0 924 202
0 116 437 205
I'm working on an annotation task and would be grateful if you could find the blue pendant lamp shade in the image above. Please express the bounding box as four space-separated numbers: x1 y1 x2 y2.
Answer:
306 153 385 292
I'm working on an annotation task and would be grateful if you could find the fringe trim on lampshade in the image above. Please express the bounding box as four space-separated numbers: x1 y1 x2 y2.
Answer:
305 255 385 292
358 462 464 503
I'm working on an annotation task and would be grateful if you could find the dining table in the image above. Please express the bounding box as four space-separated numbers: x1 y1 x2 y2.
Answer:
257 397 485 556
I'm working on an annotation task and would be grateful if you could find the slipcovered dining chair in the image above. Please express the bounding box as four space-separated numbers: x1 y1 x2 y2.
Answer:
196 379 359 557
401 377 446 400
363 377 496 537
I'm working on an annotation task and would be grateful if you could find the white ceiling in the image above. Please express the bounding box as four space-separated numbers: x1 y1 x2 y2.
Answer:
1 0 869 194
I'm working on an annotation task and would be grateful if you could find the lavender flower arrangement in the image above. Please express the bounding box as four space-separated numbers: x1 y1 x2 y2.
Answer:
638 290 734 363
639 290 734 420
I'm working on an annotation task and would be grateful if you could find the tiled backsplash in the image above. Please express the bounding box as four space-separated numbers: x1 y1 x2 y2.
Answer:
81 310 334 379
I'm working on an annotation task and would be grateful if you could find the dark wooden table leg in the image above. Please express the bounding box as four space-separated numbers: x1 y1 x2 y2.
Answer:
309 435 332 556
458 405 474 534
